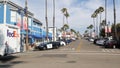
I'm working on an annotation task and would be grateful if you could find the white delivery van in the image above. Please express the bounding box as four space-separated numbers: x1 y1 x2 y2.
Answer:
0 24 20 56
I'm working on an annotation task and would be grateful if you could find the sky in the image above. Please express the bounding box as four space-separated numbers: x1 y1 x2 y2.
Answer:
10 0 120 34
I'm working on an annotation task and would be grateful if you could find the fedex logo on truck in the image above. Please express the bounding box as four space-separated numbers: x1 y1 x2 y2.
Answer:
7 30 19 37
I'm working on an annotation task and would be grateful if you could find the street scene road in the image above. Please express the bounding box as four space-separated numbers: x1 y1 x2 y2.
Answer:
0 0 120 68
0 38 120 68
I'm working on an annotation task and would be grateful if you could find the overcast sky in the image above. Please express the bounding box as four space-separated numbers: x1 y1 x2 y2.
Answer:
10 0 120 34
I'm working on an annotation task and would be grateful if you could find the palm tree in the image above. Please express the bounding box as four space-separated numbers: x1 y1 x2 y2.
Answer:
61 24 69 39
98 7 104 37
89 24 94 30
94 9 100 37
62 24 69 31
87 24 93 30
70 29 76 34
70 29 79 37
76 31 80 38
100 20 106 29
61 8 67 14
61 8 67 25
99 20 106 37
45 0 48 42
64 11 70 24
85 30 88 33
91 13 97 32
98 7 104 24
84 30 88 37
61 8 70 25
87 24 93 37
58 29 62 33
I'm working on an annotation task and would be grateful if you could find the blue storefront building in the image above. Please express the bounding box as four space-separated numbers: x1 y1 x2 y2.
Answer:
0 0 52 51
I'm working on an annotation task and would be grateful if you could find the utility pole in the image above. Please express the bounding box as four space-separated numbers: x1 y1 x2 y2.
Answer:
45 0 48 42
53 0 55 41
113 0 118 41
105 0 107 37
25 0 29 51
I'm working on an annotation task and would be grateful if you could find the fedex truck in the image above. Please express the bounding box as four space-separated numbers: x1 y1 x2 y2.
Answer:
0 24 20 56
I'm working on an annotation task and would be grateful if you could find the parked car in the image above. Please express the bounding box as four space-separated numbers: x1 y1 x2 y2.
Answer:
36 42 53 50
96 38 108 46
93 38 100 44
88 38 94 42
104 39 117 48
71 38 76 41
58 39 71 45
49 41 61 49
66 39 72 44
58 41 66 46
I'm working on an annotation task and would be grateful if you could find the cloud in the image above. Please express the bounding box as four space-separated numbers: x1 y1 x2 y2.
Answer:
82 0 103 9
10 0 120 34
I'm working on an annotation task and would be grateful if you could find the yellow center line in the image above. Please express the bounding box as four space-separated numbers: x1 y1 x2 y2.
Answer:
76 40 82 52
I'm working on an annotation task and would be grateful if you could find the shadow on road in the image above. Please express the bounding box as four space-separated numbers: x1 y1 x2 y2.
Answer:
0 55 25 68
0 55 18 63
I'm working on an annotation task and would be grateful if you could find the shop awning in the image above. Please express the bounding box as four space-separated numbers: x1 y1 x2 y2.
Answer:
32 34 43 39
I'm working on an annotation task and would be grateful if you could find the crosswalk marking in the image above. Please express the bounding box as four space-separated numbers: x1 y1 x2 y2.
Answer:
102 49 120 53
12 49 120 57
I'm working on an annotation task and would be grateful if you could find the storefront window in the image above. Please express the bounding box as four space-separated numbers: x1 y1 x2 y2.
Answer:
11 11 17 22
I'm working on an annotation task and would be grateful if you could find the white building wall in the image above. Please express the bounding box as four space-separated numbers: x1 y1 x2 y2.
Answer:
49 27 57 41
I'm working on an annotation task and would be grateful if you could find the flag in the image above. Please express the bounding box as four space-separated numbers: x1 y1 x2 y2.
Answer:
23 17 28 30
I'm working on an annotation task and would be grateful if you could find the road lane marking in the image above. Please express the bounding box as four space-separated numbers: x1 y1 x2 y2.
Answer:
76 41 82 52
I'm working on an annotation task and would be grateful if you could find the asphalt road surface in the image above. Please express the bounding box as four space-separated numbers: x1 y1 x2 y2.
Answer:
0 38 120 68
